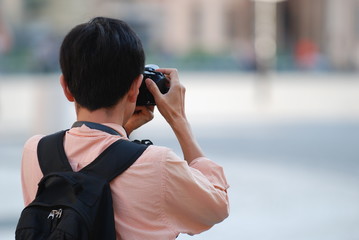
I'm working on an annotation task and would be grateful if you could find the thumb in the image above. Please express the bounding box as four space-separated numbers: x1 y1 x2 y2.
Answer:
145 78 161 98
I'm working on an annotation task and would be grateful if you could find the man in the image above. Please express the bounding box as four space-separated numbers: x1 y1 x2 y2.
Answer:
21 17 229 239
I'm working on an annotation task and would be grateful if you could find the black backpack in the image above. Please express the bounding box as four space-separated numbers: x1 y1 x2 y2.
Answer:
16 123 148 240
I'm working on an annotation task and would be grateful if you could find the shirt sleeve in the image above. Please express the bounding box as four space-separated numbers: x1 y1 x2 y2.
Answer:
21 135 44 206
161 150 230 236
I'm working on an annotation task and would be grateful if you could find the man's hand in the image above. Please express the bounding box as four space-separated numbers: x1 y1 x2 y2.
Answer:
145 68 205 163
124 105 154 136
145 68 186 125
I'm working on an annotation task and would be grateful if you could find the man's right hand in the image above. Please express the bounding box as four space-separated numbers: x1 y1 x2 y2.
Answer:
145 68 205 163
145 68 186 125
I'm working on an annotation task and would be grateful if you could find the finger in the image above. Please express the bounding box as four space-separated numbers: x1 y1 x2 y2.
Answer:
155 68 177 75
139 105 154 116
156 68 180 85
134 106 146 111
146 105 155 113
133 106 145 114
145 78 162 98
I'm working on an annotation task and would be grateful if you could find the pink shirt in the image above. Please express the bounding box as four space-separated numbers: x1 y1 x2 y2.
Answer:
21 123 229 240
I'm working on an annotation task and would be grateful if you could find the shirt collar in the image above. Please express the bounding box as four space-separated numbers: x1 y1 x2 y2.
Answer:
70 122 128 139
102 123 128 137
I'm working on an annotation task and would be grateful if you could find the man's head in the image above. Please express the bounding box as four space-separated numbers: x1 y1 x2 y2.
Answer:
59 17 145 111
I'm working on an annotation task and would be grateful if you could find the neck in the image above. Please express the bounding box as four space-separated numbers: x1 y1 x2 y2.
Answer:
76 103 128 126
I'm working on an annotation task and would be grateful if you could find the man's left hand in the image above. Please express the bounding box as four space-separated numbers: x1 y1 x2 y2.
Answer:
124 105 154 136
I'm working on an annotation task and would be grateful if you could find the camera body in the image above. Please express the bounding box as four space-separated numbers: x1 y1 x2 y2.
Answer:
136 64 169 106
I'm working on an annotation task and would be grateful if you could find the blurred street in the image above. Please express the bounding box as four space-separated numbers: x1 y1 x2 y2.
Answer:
1 72 359 239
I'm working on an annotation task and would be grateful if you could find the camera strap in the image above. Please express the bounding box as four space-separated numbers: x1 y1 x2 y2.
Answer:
71 121 122 136
71 121 153 145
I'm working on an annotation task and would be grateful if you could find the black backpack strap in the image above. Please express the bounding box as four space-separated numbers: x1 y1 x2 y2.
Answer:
37 129 148 181
80 140 148 181
37 130 73 175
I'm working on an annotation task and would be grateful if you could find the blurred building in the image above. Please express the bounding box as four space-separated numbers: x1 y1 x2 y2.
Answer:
278 0 359 71
1 0 359 72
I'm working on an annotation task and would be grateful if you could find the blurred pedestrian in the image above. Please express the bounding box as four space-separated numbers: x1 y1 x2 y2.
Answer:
0 13 12 55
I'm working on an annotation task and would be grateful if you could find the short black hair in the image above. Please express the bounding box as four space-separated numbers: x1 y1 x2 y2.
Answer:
59 17 145 111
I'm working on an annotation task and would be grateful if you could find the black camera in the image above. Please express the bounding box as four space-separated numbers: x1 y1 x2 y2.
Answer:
136 64 169 106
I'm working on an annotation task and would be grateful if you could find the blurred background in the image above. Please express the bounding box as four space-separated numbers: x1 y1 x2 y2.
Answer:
1 0 359 239
2 0 359 72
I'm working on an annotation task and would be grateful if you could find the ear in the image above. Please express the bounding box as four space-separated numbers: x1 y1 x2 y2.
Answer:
60 74 75 102
128 74 143 103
